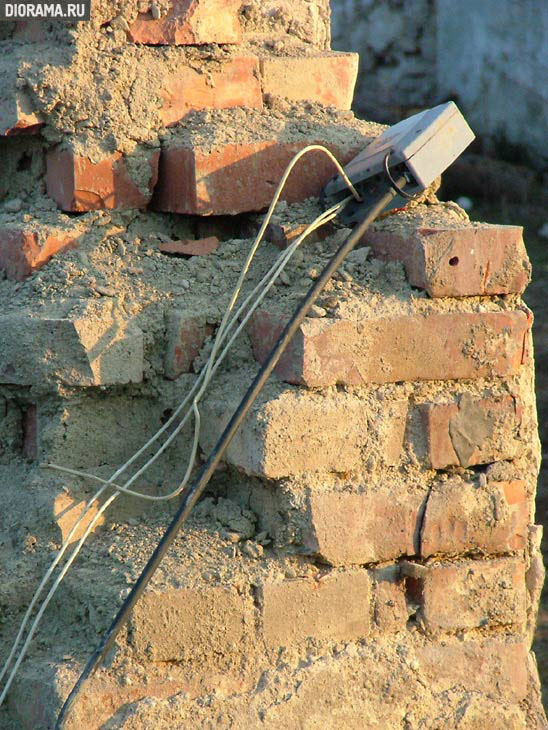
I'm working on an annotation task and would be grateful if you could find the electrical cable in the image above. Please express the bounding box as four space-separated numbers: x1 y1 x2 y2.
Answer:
55 177 406 730
0 145 356 709
0 203 342 708
382 150 417 200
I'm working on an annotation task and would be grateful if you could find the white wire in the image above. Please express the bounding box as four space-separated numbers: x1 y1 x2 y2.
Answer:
0 144 356 705
0 201 343 706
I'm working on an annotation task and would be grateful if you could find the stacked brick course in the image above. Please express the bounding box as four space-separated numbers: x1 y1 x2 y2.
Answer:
0 2 545 729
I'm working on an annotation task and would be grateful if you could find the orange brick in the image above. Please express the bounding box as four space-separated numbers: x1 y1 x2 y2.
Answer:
160 56 262 127
259 52 359 109
46 148 159 212
302 488 425 566
260 571 371 647
418 393 523 469
247 309 531 387
0 226 82 280
362 224 531 297
128 0 242 45
152 139 362 215
420 479 530 557
421 557 526 632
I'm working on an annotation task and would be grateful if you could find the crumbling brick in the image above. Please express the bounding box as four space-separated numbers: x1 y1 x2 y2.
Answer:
46 148 159 212
0 87 43 136
421 557 526 632
0 307 144 387
420 479 530 556
260 571 371 647
128 0 242 45
160 57 262 127
418 393 523 469
164 311 214 379
372 566 408 632
247 309 531 387
159 236 219 257
302 488 425 566
415 639 528 703
152 139 361 215
200 391 408 478
362 224 531 297
259 52 359 109
130 585 251 662
0 226 82 280
53 492 106 544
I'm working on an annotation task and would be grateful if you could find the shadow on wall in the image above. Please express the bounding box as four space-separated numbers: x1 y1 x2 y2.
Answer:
331 0 548 169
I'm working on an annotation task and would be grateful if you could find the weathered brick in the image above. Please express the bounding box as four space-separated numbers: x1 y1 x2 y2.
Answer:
247 309 531 387
159 236 219 257
421 557 526 632
418 393 523 469
130 584 251 662
161 56 262 127
164 311 214 380
0 306 143 387
46 148 159 212
128 0 242 45
362 224 531 297
420 479 530 557
415 639 528 702
200 390 408 478
0 83 43 136
0 226 82 280
152 139 361 215
25 396 179 469
371 566 408 632
259 52 359 109
53 492 106 544
260 571 371 647
302 488 425 566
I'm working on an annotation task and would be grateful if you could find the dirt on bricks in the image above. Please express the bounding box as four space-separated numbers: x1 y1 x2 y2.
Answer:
0 1 546 729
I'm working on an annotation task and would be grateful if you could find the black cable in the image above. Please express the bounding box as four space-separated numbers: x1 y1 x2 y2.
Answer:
54 177 406 730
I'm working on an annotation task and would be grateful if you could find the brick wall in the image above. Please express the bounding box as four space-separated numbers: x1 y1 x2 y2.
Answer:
0 2 545 729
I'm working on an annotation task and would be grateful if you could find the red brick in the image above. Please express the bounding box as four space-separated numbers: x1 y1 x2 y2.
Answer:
420 479 530 557
159 236 219 257
259 52 359 109
418 393 523 469
164 311 214 379
362 224 531 297
0 88 43 136
152 140 362 215
128 0 242 45
415 639 528 702
421 557 526 632
302 488 425 566
0 227 82 280
160 56 262 127
247 309 531 387
46 148 159 212
260 571 371 647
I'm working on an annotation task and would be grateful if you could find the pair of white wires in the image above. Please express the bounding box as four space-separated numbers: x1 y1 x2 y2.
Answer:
0 145 360 707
